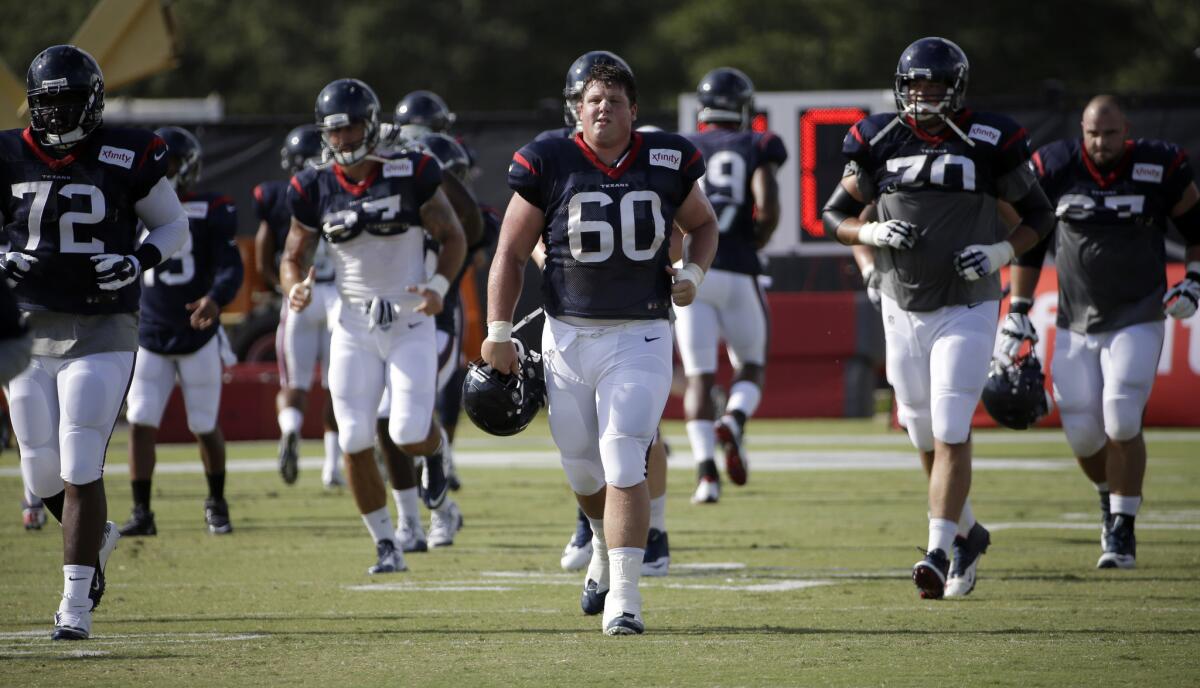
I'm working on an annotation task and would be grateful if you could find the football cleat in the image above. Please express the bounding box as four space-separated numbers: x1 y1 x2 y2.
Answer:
641 528 670 577
118 505 156 537
278 432 300 485
420 453 449 509
945 522 990 598
715 415 748 485
1099 490 1112 548
51 609 92 641
445 446 462 492
322 466 345 490
603 611 645 636
367 539 407 575
691 476 720 504
1098 514 1136 569
22 501 46 530
429 499 463 548
204 498 233 535
396 515 428 553
580 578 609 616
912 548 951 599
89 520 120 610
560 510 594 571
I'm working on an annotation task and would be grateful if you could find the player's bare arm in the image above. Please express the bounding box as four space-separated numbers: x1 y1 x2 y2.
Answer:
255 219 279 291
669 182 719 307
751 162 781 248
482 191 545 375
280 218 318 312
439 172 484 248
413 187 467 316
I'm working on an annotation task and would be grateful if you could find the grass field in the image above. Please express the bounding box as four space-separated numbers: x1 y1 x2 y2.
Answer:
1 418 1198 687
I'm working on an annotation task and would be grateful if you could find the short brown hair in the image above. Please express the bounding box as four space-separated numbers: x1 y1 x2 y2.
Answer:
582 62 637 106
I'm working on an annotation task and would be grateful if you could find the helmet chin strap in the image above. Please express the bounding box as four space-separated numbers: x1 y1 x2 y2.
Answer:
43 126 87 149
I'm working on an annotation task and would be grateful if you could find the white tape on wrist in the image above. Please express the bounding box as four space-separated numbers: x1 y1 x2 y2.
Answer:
856 222 879 246
426 274 450 299
678 262 705 287
486 321 513 343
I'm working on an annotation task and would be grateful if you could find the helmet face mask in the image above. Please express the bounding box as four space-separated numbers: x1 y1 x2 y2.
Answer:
697 67 755 129
26 45 105 149
562 50 632 128
462 343 546 437
315 79 381 166
154 126 202 192
893 37 969 125
981 352 1052 430
280 124 323 174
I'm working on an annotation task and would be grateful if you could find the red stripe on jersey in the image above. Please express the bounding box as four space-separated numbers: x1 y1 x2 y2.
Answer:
253 184 265 203
289 175 309 201
757 132 777 150
1080 139 1134 189
21 127 76 170
999 127 1027 151
573 131 643 180
1031 151 1046 178
684 149 703 170
512 152 537 175
1166 150 1187 178
210 194 235 208
850 123 867 147
415 154 432 178
333 162 380 197
138 136 165 172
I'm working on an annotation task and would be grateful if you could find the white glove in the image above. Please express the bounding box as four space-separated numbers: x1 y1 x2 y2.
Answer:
861 263 881 311
1163 265 1200 319
998 305 1038 363
90 254 142 291
955 241 1014 281
0 252 39 284
857 220 918 250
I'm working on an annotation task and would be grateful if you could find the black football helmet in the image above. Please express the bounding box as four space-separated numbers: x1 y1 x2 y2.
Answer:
394 90 455 140
315 78 380 166
280 124 323 174
894 37 969 123
562 50 633 127
697 67 755 128
154 126 202 192
414 132 471 182
981 352 1052 430
463 342 545 437
26 45 105 150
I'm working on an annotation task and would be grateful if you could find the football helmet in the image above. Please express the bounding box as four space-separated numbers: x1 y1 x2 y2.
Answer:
562 50 633 127
463 342 545 437
697 67 755 128
26 45 105 149
280 124 323 174
314 78 380 166
394 90 455 140
894 37 969 123
154 126 202 192
414 132 471 182
981 352 1052 430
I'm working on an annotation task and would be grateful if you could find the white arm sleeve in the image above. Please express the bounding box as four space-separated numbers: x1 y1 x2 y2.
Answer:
134 177 189 264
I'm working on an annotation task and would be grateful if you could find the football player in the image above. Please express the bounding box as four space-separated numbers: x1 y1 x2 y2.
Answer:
821 37 1055 599
119 127 244 536
0 45 188 639
254 125 343 489
1 253 39 528
1006 95 1200 569
485 61 718 634
535 53 675 577
678 67 786 504
392 90 456 141
281 78 466 575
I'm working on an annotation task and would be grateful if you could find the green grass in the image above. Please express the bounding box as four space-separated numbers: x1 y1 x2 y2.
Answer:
1 419 1198 687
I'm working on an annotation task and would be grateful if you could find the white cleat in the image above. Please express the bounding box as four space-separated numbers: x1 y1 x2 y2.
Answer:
691 477 720 504
367 539 407 574
395 516 428 553
51 608 92 641
429 500 463 548
602 591 645 636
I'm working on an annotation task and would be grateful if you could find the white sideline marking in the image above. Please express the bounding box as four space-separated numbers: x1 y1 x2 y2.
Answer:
989 521 1200 532
663 580 833 592
345 583 517 592
673 562 747 571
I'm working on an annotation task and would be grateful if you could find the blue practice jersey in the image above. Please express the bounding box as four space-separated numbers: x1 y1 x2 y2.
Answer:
0 126 168 314
508 130 705 320
138 191 243 354
685 125 787 275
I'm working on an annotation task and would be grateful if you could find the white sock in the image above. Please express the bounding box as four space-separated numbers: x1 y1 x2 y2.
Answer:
1110 494 1142 517
686 420 716 463
323 432 340 477
649 495 666 532
278 407 303 436
393 487 420 524
361 506 395 544
607 547 645 615
1094 481 1110 493
61 565 95 612
585 516 609 588
928 518 957 555
23 485 41 507
956 498 976 537
587 516 607 551
727 381 762 418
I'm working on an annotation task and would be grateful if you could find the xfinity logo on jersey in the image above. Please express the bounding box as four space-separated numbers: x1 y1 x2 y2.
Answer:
649 149 682 170
1132 163 1163 184
967 124 1001 146
98 146 135 169
383 159 414 178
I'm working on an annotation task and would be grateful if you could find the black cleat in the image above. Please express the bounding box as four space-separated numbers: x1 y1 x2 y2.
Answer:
641 528 670 577
912 548 951 599
279 432 300 485
204 498 233 534
945 523 990 597
1099 490 1112 547
580 579 608 616
1098 513 1136 569
89 521 120 610
421 453 449 509
118 505 157 537
51 611 91 641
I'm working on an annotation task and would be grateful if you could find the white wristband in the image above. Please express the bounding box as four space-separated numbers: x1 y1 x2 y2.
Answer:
856 222 879 246
677 262 705 287
486 321 513 343
860 262 875 281
425 274 450 299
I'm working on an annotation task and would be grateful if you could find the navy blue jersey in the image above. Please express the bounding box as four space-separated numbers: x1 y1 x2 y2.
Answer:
508 131 705 320
138 191 243 354
841 110 1037 311
686 125 787 275
0 278 22 339
253 179 290 267
288 151 442 303
1024 138 1193 333
433 203 501 334
535 126 575 142
0 126 168 314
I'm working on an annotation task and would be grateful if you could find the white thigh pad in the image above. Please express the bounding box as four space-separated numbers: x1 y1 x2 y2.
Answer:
58 352 134 485
125 347 175 428
177 336 224 434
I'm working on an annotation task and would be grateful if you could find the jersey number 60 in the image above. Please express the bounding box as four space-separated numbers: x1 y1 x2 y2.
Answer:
566 190 666 263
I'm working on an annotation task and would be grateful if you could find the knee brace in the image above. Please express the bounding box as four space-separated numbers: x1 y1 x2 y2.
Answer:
561 453 605 496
